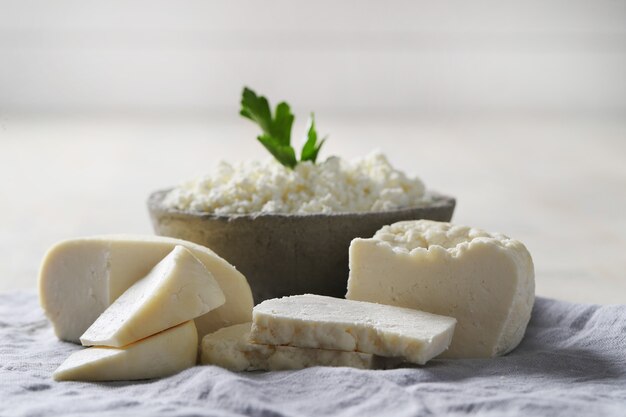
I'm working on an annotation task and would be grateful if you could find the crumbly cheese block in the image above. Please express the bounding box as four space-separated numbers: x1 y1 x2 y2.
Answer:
346 220 535 358
201 323 382 371
54 320 197 381
39 235 253 343
80 246 225 347
250 294 456 365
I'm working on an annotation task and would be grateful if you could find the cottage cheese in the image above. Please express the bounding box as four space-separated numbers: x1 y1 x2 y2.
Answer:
163 152 426 214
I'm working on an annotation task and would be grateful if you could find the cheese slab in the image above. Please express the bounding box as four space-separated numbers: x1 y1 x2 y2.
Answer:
346 220 535 358
54 320 197 381
80 246 225 347
39 235 253 343
250 294 456 365
202 323 381 371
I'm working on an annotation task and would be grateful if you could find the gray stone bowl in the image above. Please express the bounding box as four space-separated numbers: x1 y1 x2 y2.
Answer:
147 189 455 304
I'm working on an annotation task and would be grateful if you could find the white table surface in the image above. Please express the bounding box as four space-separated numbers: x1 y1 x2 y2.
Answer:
1 114 625 304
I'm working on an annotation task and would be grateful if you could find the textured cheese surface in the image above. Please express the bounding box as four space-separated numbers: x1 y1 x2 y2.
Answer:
250 294 456 365
201 323 378 371
163 152 426 214
54 320 197 381
39 235 253 343
346 220 535 358
80 246 225 347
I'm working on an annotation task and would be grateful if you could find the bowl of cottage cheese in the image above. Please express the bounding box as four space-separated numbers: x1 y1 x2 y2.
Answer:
148 152 455 302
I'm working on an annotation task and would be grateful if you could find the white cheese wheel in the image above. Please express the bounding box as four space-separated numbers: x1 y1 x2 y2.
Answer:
81 245 225 347
346 220 535 358
250 294 456 365
54 320 197 381
39 235 253 343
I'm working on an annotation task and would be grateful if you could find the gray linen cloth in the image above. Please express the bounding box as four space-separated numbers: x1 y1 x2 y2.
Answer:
1 292 624 417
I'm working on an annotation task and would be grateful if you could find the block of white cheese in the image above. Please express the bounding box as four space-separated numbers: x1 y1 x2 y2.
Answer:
202 323 383 371
346 220 535 358
80 245 225 347
39 235 253 343
54 320 197 381
250 294 456 365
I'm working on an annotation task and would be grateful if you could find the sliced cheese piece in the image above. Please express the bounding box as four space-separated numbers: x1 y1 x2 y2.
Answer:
201 323 381 371
54 320 197 381
39 235 253 343
80 245 225 347
346 220 535 358
250 294 456 365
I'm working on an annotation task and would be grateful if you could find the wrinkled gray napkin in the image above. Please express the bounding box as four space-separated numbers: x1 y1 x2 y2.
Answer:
1 292 624 417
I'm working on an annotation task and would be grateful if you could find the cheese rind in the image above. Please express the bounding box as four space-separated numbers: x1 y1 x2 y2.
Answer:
201 323 380 371
346 220 535 358
80 246 225 347
39 235 253 343
249 294 456 365
54 320 198 381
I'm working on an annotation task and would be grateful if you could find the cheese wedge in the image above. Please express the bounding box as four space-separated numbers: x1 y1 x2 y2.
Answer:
54 320 197 381
250 294 456 365
202 323 381 371
80 246 225 347
39 235 253 343
346 220 535 358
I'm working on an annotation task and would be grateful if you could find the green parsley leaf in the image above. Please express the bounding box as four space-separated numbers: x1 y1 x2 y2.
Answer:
240 87 327 168
300 113 327 163
240 87 272 134
258 134 298 168
271 102 294 146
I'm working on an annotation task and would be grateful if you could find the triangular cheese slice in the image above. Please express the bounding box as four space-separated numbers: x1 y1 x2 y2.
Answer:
80 245 224 347
54 320 197 381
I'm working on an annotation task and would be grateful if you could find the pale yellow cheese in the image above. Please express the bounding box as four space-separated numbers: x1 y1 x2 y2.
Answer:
202 323 381 371
80 246 225 347
346 220 535 358
250 294 456 365
39 235 253 343
54 321 197 382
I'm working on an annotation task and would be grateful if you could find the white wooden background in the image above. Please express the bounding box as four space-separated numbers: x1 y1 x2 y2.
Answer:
1 1 625 304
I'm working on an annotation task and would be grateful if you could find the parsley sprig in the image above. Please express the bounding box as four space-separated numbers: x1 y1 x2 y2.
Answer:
240 87 326 168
